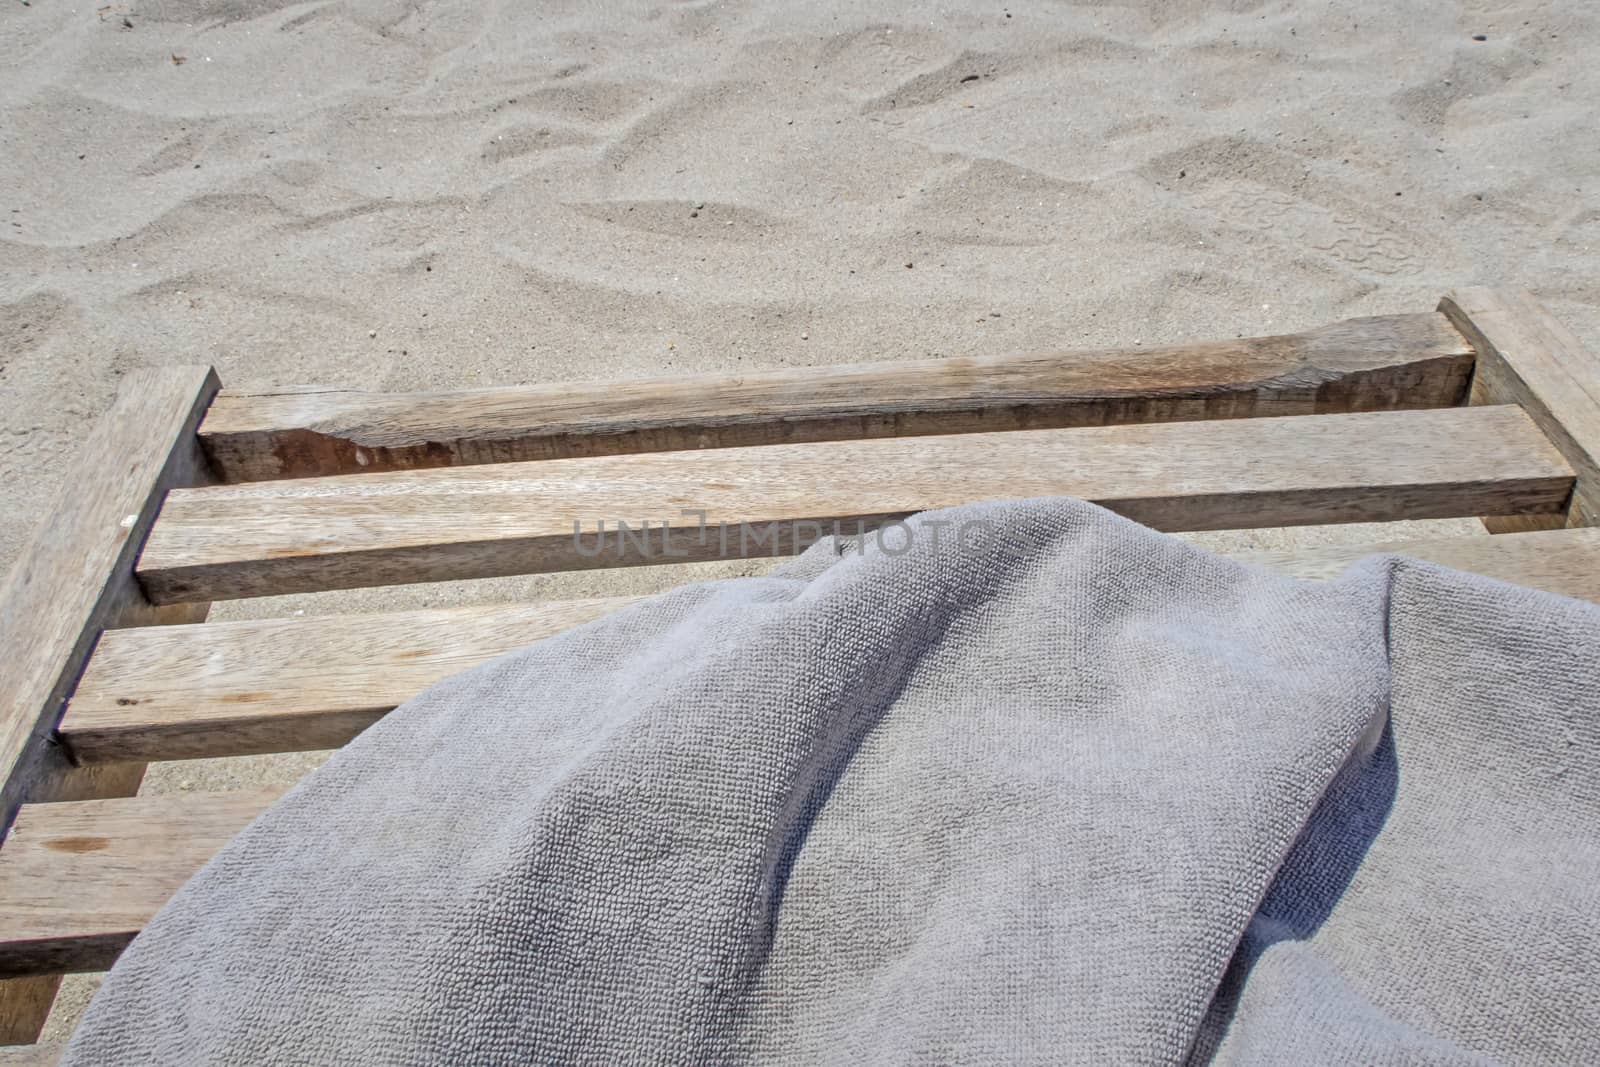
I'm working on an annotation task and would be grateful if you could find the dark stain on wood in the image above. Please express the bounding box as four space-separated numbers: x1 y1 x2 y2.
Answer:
45 835 110 853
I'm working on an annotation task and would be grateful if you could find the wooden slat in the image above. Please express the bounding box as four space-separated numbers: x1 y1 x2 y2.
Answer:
1246 527 1600 600
136 407 1573 604
64 597 644 763
1441 289 1600 531
200 312 1474 481
4 757 154 1032
0 366 218 836
0 790 282 979
68 528 1600 766
0 750 140 1043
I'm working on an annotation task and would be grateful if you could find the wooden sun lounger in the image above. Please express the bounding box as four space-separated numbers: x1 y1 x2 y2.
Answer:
1 288 1596 1058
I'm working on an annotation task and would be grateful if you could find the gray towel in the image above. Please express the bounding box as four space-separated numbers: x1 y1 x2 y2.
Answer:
64 498 1600 1064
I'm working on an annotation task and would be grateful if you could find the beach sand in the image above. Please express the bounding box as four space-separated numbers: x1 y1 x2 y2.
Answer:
3 0 1598 1038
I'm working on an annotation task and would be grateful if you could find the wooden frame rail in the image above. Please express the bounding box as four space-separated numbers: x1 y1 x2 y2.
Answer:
1 290 1596 1059
1443 289 1600 530
0 368 218 1046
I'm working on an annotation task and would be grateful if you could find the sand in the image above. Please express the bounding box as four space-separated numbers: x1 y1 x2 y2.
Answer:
4 0 1599 1039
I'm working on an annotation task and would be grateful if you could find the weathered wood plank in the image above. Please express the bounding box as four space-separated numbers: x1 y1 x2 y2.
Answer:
0 979 58 1047
0 367 216 1041
68 527 1600 766
0 790 283 979
0 757 154 1042
0 366 219 838
136 406 1572 604
201 312 1474 481
0 765 151 1043
0 1042 62 1065
0 766 154 1043
1245 527 1600 600
64 597 644 762
1442 289 1600 532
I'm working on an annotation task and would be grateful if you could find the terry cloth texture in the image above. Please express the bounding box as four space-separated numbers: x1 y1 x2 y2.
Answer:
64 498 1600 1065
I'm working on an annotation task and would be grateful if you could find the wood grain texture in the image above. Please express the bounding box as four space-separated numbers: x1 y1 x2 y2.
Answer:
0 366 219 840
0 979 58 1046
200 312 1474 481
0 700 168 1040
0 368 215 1041
0 1043 60 1065
0 789 283 979
1246 527 1600 601
137 406 1573 604
64 597 644 762
68 526 1600 765
1442 289 1600 532
0 762 150 1042
0 763 150 1039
